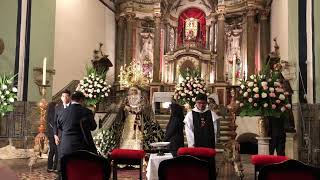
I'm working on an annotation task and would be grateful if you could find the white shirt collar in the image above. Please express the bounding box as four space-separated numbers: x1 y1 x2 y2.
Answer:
63 102 70 108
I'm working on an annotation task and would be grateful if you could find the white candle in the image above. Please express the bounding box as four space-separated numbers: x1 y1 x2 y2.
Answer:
232 55 236 85
42 57 47 85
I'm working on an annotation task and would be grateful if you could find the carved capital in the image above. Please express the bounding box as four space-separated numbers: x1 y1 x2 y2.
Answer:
218 13 225 21
125 12 136 22
247 8 256 17
260 8 270 20
116 16 125 26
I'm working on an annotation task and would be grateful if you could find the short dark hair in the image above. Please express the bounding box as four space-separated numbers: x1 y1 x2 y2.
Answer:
196 93 207 101
61 89 71 95
71 91 85 102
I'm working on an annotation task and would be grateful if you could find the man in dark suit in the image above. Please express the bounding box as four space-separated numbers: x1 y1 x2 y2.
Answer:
54 89 71 146
46 102 58 172
53 89 71 175
57 91 97 158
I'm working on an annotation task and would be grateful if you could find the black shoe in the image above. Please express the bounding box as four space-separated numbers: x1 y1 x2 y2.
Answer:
47 169 54 173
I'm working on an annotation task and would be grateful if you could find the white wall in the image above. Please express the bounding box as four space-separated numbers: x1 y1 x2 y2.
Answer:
53 0 115 94
270 0 299 104
270 0 289 61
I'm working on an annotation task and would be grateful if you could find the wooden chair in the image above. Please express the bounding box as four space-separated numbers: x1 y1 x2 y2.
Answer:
250 154 288 180
258 159 320 180
61 150 111 180
177 147 216 178
110 149 145 180
158 155 213 180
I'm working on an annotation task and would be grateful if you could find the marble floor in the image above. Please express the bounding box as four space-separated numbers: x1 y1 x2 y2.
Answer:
0 154 255 180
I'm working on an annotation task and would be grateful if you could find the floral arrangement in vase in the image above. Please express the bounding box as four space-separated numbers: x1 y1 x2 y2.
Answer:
237 69 291 118
77 66 111 106
0 74 18 117
173 69 209 108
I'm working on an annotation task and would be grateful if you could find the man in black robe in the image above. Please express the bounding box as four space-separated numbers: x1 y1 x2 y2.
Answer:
184 94 218 148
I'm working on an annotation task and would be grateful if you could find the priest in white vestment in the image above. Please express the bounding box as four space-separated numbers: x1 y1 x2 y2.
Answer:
184 94 219 148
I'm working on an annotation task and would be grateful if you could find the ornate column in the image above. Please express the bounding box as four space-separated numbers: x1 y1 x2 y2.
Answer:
260 9 270 68
247 8 256 76
211 17 217 53
153 13 161 83
115 16 125 82
206 25 210 49
125 13 135 64
216 11 225 82
164 19 170 54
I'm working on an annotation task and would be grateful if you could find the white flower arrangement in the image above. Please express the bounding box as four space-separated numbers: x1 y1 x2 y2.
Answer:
0 74 18 117
173 76 209 107
93 129 116 156
238 71 291 117
77 67 111 106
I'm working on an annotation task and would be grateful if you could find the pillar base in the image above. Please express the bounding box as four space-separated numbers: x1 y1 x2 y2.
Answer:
256 137 271 155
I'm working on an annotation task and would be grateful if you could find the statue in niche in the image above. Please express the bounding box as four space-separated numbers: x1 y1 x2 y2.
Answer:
226 30 242 82
185 18 198 41
139 33 154 65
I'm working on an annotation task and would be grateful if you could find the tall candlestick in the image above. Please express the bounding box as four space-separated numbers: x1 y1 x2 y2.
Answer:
232 55 236 85
42 57 47 85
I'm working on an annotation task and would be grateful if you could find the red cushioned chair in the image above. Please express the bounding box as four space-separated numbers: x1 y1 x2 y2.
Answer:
177 147 216 179
258 159 320 180
61 150 111 180
251 155 288 180
110 149 145 180
158 155 212 180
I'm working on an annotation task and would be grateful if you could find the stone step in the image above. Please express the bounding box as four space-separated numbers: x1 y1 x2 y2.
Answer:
220 131 232 136
155 115 170 120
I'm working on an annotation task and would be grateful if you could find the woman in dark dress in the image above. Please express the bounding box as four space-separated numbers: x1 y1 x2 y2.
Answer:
165 102 185 156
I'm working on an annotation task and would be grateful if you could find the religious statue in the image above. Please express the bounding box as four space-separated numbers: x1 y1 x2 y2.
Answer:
120 86 144 150
140 33 154 64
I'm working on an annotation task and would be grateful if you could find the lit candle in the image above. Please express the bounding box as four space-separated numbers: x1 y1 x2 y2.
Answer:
232 55 236 85
42 57 47 85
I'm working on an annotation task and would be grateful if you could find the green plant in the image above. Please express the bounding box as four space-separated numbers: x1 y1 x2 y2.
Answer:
0 74 18 117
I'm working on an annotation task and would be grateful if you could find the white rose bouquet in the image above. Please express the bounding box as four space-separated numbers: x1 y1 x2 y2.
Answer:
173 75 209 108
77 67 111 106
93 129 116 156
238 71 291 118
0 74 18 117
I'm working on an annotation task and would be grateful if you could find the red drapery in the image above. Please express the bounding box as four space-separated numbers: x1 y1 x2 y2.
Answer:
178 8 206 48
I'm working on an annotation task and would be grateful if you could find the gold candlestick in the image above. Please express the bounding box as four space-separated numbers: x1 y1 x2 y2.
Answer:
34 85 49 154
225 85 244 178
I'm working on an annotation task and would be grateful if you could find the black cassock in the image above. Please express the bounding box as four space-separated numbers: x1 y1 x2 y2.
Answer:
57 104 97 158
165 116 184 156
192 110 215 149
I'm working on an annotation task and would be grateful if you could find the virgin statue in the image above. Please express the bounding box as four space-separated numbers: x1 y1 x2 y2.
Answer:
120 86 144 150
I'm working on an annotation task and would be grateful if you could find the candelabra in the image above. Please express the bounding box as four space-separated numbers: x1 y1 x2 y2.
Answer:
225 85 244 179
29 67 54 170
34 85 49 155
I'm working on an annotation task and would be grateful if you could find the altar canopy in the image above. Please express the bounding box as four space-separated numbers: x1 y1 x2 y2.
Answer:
178 8 206 48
